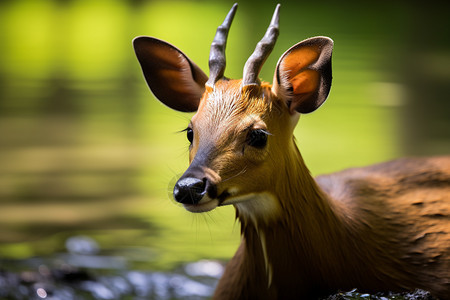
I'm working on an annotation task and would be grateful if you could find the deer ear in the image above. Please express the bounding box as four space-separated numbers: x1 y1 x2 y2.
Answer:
133 36 208 112
272 37 333 114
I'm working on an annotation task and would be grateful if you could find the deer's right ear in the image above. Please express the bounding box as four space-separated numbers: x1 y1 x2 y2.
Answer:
272 37 333 114
133 36 208 112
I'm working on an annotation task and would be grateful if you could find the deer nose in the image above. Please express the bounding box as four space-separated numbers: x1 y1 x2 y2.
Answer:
173 177 207 204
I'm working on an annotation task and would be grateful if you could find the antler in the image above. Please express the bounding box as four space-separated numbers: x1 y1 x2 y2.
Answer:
242 4 280 87
206 3 238 88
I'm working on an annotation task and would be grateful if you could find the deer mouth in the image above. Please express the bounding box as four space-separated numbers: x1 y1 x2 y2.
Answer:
182 189 279 218
183 198 220 213
182 190 232 213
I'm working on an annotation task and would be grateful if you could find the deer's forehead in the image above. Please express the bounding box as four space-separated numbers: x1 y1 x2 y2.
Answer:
193 81 274 129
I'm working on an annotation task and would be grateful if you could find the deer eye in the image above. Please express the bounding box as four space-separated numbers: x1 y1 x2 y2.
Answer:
247 129 268 148
186 128 194 144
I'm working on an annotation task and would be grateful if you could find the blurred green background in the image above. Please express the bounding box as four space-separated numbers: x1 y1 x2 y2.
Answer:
0 0 449 270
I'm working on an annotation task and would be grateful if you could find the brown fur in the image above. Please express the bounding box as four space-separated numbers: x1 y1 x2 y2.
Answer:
199 81 450 300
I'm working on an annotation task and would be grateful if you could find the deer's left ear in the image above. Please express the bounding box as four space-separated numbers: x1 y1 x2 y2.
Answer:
272 37 333 114
133 36 208 112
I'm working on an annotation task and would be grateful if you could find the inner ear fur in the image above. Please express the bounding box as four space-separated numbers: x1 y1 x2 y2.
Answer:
133 36 208 112
272 37 333 114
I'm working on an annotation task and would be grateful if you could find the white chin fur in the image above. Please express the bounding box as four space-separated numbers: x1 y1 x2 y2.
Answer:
226 192 281 223
183 198 219 213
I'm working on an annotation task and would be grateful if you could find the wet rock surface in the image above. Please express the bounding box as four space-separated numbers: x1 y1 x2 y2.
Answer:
0 236 220 300
0 262 217 300
322 288 438 300
0 236 439 300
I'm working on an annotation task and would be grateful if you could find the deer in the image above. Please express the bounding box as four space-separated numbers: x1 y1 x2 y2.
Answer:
133 3 450 300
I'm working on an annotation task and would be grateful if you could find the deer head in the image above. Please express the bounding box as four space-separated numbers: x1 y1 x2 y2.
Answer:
133 4 333 217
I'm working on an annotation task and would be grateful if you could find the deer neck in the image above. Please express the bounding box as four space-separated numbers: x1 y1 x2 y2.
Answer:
234 140 350 293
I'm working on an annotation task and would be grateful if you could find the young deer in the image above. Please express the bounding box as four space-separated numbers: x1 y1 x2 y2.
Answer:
133 4 450 299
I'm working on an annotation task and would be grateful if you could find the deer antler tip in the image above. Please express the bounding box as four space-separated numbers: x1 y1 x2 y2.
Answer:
242 4 281 87
206 3 239 87
225 3 238 24
271 4 281 26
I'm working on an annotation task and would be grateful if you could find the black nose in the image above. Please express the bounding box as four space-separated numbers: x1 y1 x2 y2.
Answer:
173 177 206 204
